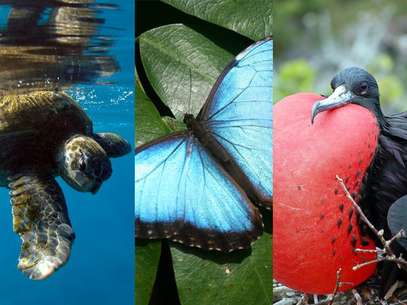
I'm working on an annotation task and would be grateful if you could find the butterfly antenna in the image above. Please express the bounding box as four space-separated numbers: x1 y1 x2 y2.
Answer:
188 68 192 115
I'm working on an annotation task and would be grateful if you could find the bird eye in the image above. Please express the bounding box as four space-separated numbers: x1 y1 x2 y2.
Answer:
358 82 368 95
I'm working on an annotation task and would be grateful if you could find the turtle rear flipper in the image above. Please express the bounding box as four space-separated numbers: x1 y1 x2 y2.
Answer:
8 173 75 280
93 132 131 158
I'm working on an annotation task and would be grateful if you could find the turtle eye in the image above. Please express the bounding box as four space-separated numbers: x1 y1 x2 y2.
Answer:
358 82 368 95
79 157 86 171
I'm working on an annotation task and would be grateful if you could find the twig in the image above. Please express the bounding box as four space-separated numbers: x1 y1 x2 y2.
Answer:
352 289 363 305
353 259 380 271
328 268 342 305
336 175 407 272
296 294 308 305
354 248 384 254
353 256 407 271
387 230 406 248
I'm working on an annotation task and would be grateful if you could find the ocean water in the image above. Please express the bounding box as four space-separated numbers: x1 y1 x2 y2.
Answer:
0 1 134 305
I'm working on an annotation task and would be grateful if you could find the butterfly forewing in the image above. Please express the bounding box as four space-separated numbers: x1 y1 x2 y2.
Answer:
199 38 273 207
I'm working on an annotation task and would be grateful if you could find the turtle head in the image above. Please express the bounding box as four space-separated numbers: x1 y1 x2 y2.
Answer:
57 135 112 193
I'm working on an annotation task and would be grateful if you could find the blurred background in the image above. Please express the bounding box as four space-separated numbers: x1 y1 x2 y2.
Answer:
274 0 407 113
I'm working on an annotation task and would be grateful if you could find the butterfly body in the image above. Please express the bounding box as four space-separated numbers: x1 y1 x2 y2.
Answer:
184 114 263 204
183 114 229 161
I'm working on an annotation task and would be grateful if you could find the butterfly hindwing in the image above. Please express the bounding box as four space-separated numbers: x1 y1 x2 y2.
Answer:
199 38 273 207
135 134 262 251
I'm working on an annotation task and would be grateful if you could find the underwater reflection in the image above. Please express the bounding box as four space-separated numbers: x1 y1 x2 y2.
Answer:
0 0 118 94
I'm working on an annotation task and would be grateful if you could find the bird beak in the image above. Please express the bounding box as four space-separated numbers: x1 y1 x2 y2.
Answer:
311 85 355 124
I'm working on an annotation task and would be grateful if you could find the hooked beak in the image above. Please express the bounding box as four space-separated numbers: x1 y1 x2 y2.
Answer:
311 85 355 124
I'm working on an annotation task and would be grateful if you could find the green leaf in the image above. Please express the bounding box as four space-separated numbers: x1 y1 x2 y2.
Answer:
161 0 272 41
162 116 187 132
135 80 171 146
139 24 233 119
171 231 273 305
136 240 162 305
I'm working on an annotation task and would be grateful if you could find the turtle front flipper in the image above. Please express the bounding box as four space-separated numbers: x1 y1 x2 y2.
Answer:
93 132 131 157
8 173 75 280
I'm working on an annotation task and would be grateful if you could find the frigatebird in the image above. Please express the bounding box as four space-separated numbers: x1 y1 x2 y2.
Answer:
311 67 407 296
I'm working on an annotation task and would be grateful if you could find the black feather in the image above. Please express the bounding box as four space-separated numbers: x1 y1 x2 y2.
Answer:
330 67 407 297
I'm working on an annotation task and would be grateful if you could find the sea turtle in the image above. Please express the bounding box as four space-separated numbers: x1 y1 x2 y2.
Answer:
0 90 131 279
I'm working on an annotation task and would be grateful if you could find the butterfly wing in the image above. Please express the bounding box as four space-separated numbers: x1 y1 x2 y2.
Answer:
198 37 273 207
135 134 262 251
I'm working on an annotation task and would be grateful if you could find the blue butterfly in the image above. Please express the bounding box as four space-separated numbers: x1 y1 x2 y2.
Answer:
135 37 273 252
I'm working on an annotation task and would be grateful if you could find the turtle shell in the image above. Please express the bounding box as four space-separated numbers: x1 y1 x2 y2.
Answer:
0 91 92 185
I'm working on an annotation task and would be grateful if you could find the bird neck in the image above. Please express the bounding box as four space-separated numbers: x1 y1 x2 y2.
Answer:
376 108 390 131
362 97 389 131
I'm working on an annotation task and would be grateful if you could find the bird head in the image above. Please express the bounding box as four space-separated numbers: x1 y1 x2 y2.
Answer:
311 67 382 124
